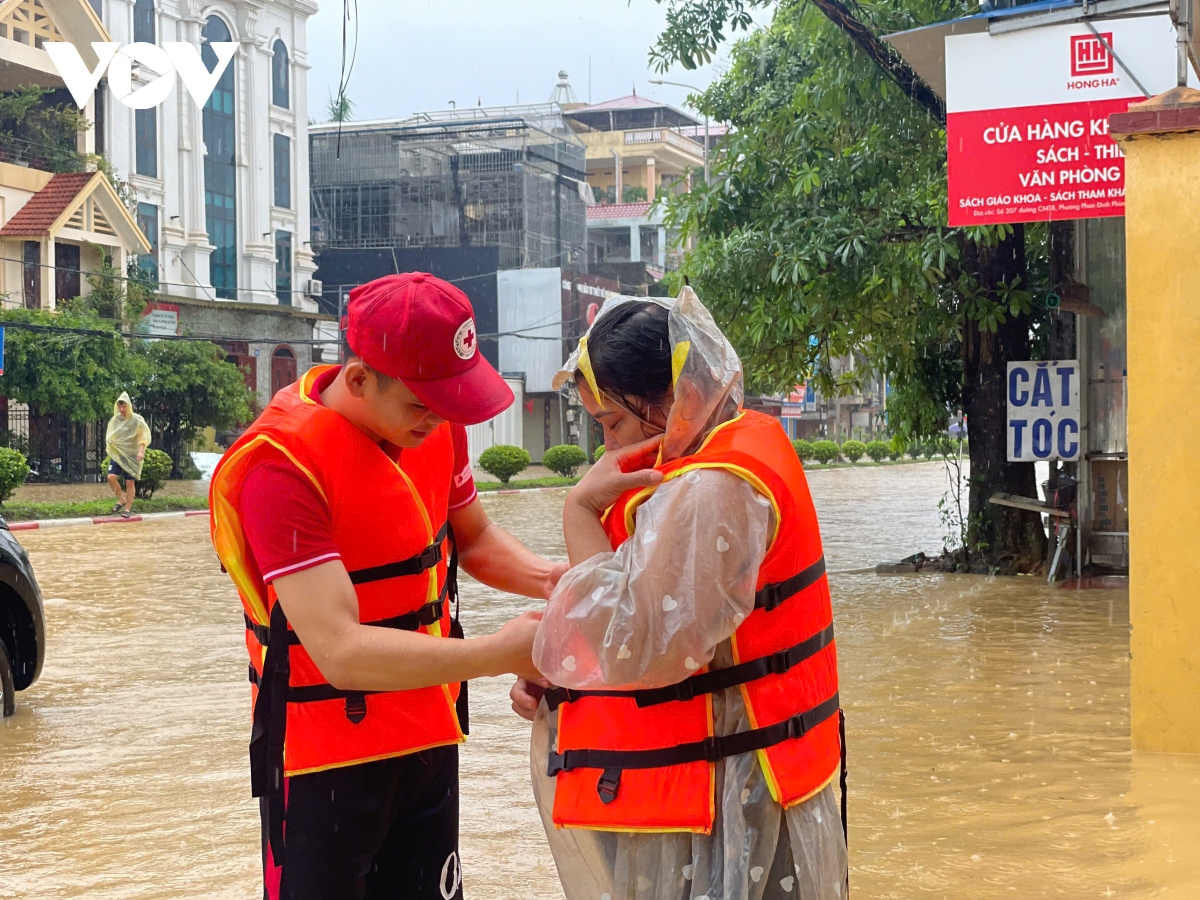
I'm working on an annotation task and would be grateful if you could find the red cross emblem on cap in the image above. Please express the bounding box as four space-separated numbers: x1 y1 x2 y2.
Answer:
453 318 477 360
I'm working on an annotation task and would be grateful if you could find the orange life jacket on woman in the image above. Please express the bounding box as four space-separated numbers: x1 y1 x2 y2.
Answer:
210 365 465 856
543 410 842 833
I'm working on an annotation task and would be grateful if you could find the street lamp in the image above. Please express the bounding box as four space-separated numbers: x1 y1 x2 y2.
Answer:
649 78 709 184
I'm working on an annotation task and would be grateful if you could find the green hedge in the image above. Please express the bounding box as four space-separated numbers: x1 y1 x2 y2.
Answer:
0 447 30 505
810 440 840 465
791 438 815 462
840 439 867 463
865 440 890 463
3 494 209 522
542 444 588 478
478 445 531 484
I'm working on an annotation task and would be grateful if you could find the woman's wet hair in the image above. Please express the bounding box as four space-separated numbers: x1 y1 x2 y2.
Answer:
585 301 673 411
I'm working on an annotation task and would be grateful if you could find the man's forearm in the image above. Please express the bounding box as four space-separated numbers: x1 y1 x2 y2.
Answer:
316 622 509 692
458 521 554 598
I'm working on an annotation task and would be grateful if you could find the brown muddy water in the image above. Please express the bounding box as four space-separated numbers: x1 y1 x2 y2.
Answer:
1 462 1198 898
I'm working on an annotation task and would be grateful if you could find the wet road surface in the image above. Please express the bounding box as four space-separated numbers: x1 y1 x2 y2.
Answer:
2 462 1198 898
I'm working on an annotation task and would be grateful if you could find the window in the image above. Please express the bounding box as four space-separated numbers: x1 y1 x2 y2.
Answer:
88 0 102 22
136 203 159 282
135 107 157 177
271 40 290 109
275 231 292 306
23 241 41 309
54 242 81 302
273 134 291 209
202 15 237 299
133 0 154 43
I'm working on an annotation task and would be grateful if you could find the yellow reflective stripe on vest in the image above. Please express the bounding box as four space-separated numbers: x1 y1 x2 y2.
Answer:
622 460 783 554
212 434 329 626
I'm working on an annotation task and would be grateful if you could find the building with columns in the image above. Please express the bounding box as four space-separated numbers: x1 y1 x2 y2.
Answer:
90 0 319 310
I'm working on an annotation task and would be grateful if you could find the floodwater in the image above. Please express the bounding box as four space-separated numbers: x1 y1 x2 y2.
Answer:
2 462 1198 898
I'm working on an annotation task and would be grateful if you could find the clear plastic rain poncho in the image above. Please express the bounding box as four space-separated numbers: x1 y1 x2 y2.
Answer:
532 289 847 900
105 391 151 480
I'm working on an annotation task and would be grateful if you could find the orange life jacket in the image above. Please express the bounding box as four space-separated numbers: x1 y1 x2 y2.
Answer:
210 365 465 856
543 411 842 833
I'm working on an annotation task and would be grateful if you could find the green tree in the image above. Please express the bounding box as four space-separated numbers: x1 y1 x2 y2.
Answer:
129 341 254 474
652 0 1047 572
326 90 355 123
0 308 131 422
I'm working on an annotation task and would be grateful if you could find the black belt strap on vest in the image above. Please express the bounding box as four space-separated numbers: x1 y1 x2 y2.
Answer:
546 692 840 805
543 623 835 713
250 599 291 862
443 524 469 735
839 708 850 896
246 520 453 863
754 555 826 612
347 521 449 585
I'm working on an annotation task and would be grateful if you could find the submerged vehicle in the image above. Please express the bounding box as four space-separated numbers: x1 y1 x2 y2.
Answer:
0 519 43 716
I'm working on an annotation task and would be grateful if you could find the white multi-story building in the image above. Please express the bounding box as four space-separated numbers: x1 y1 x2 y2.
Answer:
90 0 318 310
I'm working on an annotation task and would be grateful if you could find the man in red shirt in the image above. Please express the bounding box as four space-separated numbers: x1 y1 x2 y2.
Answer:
211 273 560 900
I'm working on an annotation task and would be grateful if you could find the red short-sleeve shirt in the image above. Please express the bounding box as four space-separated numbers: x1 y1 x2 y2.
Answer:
239 368 477 583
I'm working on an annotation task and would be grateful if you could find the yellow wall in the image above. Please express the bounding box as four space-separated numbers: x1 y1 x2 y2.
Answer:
1118 126 1200 752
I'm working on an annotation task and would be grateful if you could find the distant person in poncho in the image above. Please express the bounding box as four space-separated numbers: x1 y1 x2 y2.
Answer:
106 392 151 518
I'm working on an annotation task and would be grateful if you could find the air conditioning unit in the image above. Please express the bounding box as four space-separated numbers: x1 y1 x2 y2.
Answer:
306 279 323 297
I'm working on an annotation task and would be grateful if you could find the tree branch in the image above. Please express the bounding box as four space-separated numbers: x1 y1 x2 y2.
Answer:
806 0 946 125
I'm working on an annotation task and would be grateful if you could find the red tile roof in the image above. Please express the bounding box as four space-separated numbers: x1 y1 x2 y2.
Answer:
0 172 97 237
587 201 653 221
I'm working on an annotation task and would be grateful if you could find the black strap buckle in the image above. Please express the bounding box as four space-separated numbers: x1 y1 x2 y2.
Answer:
702 735 722 763
769 649 792 676
546 751 567 777
787 713 808 740
345 692 367 724
758 583 783 612
596 768 622 804
418 543 443 570
674 678 696 702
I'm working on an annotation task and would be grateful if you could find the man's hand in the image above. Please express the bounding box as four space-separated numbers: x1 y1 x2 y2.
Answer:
275 561 544 692
510 676 549 722
543 560 570 599
487 610 544 682
136 448 145 462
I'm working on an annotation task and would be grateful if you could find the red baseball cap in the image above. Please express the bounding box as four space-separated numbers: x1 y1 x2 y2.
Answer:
343 272 513 425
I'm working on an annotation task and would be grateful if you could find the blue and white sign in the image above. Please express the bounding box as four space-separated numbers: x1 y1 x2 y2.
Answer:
1007 360 1080 461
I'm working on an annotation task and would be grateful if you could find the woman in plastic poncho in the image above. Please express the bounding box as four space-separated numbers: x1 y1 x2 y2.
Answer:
511 289 847 900
106 391 151 518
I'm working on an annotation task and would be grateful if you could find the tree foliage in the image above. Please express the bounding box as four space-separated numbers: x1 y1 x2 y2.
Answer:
0 308 132 422
129 340 254 473
653 0 1050 570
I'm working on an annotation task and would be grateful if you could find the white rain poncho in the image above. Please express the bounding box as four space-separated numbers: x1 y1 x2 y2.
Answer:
106 392 151 480
532 290 847 900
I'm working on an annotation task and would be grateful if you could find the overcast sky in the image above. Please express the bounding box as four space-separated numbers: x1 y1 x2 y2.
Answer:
305 0 772 123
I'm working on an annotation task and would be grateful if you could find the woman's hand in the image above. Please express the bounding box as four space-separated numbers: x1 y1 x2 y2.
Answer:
510 676 549 722
568 435 664 517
